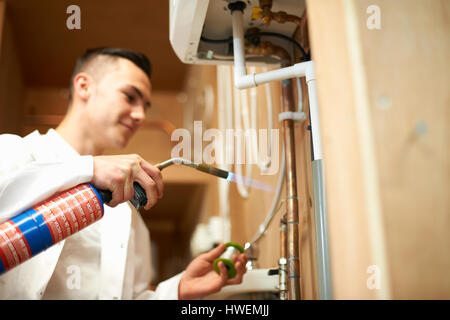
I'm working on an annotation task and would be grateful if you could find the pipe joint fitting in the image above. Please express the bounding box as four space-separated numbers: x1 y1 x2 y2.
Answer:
234 73 256 89
305 61 316 83
228 1 246 13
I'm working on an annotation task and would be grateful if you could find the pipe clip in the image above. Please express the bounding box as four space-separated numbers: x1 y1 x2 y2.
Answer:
278 111 306 122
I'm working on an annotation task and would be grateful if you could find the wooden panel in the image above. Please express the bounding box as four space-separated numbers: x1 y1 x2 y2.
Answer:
4 0 188 92
0 1 24 134
0 1 4 51
355 0 450 299
306 0 388 299
307 0 450 299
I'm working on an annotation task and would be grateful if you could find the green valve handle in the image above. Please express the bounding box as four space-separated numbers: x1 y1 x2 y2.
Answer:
213 241 244 279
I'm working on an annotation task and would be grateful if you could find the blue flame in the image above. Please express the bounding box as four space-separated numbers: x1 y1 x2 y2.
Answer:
226 172 273 192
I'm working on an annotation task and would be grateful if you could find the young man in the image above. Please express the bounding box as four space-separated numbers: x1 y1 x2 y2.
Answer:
0 47 247 299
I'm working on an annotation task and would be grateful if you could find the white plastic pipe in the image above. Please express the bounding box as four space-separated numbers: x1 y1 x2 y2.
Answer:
233 81 250 198
306 71 323 160
296 77 303 113
253 62 314 87
262 80 273 170
231 8 315 89
231 10 249 87
217 65 232 242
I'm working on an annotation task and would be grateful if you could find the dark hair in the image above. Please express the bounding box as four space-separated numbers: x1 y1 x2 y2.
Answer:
69 47 152 100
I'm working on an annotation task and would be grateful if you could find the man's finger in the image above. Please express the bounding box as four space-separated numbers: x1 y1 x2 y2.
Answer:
124 172 135 202
140 161 164 199
109 183 123 208
134 169 158 210
242 254 249 267
203 244 226 263
237 258 247 277
217 261 228 283
227 261 245 285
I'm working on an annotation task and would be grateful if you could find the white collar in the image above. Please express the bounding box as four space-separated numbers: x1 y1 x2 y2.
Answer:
39 128 81 159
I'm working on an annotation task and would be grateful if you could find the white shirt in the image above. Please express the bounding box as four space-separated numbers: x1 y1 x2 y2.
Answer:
0 129 181 299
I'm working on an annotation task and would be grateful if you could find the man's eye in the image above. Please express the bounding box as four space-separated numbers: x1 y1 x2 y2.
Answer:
124 93 135 102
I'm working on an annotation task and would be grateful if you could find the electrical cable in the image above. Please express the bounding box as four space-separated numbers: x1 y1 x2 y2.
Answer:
250 144 286 245
200 36 231 44
233 74 250 198
262 67 273 170
250 32 309 61
200 32 310 61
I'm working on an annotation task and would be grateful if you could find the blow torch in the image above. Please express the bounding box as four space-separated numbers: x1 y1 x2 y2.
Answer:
0 158 241 275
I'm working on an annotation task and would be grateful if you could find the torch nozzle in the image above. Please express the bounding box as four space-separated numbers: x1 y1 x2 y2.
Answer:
154 158 273 193
195 164 230 179
155 158 195 170
155 158 230 180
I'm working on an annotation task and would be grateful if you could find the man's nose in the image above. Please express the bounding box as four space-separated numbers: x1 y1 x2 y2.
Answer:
130 105 146 124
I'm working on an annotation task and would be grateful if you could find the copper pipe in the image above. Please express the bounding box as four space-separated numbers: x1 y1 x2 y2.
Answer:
279 214 288 300
280 214 287 260
250 41 301 299
263 11 303 27
245 41 291 64
259 0 303 27
268 45 301 300
259 0 273 25
281 70 301 300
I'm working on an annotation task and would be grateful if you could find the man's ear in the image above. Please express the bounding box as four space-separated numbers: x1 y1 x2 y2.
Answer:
73 72 93 102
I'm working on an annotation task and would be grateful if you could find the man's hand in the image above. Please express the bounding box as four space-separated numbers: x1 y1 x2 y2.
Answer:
178 243 248 300
91 154 163 210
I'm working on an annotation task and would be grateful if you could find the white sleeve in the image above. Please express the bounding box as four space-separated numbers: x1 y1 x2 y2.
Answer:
0 134 94 223
135 272 184 300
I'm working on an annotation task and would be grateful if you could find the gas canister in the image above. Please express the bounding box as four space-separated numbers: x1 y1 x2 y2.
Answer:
0 182 146 274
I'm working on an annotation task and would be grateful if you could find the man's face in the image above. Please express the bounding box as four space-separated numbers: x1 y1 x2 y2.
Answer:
84 58 152 150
